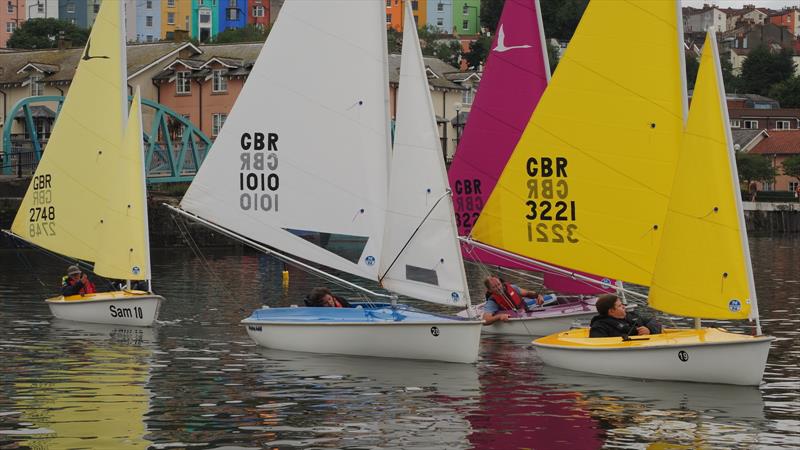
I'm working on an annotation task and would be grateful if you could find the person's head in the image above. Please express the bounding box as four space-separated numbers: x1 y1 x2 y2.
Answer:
484 276 503 294
67 265 81 279
308 287 336 307
596 294 626 319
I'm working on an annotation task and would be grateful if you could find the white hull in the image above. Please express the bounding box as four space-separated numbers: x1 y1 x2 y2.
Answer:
534 330 774 385
482 309 595 336
242 319 483 363
46 291 163 327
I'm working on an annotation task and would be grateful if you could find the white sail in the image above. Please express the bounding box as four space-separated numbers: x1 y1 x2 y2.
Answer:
379 1 470 307
181 0 392 281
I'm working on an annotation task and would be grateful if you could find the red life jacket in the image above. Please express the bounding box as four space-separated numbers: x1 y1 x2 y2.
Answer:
65 277 96 294
488 283 527 312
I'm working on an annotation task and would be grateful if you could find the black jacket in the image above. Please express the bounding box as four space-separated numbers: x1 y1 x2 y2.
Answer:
589 312 662 338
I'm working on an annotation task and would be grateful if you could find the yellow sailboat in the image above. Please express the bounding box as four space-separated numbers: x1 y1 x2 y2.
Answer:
3 0 163 326
471 1 772 385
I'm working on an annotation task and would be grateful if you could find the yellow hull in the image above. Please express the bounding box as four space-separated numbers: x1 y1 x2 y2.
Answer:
532 328 774 385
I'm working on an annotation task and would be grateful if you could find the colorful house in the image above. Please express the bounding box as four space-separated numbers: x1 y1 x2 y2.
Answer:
25 0 59 20
770 8 800 37
136 0 161 42
427 0 452 33
750 130 800 193
1 0 26 48
247 0 269 29
58 0 94 29
452 0 479 35
192 0 218 42
218 0 247 34
161 0 191 40
386 0 427 32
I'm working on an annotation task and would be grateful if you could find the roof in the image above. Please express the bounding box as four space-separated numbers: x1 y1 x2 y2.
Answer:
729 108 800 119
152 42 263 82
731 129 767 150
13 105 55 119
0 41 200 87
750 130 800 155
387 53 465 90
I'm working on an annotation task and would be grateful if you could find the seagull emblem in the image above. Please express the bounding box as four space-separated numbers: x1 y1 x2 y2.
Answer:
82 39 109 60
493 24 532 53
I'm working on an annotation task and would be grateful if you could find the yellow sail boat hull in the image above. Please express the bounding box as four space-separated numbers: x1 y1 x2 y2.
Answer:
47 291 163 326
532 328 774 385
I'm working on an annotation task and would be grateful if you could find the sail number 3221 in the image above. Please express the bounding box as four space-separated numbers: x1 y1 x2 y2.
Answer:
524 157 577 244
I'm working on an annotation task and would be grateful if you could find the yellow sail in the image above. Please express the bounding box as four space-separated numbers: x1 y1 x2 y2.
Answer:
10 0 127 265
94 89 150 280
649 32 754 320
471 0 685 286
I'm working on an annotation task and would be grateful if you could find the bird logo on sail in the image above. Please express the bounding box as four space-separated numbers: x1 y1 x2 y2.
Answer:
493 24 532 53
728 299 742 312
451 292 460 303
82 39 109 61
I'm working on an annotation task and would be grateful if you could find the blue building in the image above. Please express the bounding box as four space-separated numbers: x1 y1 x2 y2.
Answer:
218 0 248 34
427 0 453 33
58 0 93 29
136 0 162 43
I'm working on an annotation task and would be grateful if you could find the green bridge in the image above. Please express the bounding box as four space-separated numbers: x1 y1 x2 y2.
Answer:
2 95 212 184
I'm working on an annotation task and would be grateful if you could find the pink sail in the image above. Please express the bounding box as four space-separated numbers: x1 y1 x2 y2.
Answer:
447 0 612 294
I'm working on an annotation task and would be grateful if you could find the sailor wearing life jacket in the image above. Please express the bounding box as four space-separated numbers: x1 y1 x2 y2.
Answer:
61 265 96 296
482 276 544 324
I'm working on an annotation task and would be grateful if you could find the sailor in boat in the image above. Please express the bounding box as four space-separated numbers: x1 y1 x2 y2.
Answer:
482 275 547 324
305 287 352 308
589 295 662 338
61 265 96 296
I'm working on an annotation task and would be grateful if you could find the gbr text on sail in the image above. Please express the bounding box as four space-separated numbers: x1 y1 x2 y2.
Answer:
239 132 279 212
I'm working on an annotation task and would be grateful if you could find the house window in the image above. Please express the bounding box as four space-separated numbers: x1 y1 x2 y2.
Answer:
437 17 443 26
146 0 152 8
30 74 44 96
227 8 238 21
743 120 759 129
463 19 469 30
6 21 16 33
253 5 264 17
411 0 418 10
212 113 227 136
168 0 175 6
176 71 191 94
462 89 474 105
7 2 13 13
146 35 153 42
146 16 153 27
789 181 799 193
167 12 175 24
386 14 391 23
775 120 791 130
200 9 211 23
212 69 227 92
93 1 99 13
437 2 444 12
175 114 190 140
463 4 468 14
37 3 43 12
386 0 390 6
66 2 75 13
730 119 741 128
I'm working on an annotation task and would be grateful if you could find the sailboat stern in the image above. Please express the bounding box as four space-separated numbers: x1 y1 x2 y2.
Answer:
532 328 774 385
46 291 163 327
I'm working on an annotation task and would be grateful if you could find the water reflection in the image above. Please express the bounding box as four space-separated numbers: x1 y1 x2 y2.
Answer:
0 236 797 449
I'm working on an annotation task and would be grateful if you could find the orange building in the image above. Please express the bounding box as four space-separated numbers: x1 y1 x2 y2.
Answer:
751 130 800 193
769 8 800 37
386 0 427 31
162 0 193 40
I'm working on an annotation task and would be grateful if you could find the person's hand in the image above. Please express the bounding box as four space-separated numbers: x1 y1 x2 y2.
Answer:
536 294 544 305
636 326 650 335
497 313 510 322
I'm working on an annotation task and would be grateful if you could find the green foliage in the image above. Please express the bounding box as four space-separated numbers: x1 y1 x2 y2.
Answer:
781 155 800 182
7 18 89 49
685 53 699 91
546 39 560 74
540 0 589 41
387 27 402 54
480 0 504 33
719 56 744 93
407 26 464 68
736 152 776 184
769 76 800 108
740 46 796 96
213 24 270 44
463 34 491 69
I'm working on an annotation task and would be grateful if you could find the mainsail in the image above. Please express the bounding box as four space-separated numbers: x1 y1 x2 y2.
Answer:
471 0 686 287
380 1 470 306
181 0 392 281
10 0 144 280
649 32 755 320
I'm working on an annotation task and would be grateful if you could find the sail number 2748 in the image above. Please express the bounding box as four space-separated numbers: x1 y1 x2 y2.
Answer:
524 157 577 244
28 173 56 237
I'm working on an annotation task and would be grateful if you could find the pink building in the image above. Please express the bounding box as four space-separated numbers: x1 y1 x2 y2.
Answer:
750 130 800 193
247 0 270 28
1 0 26 48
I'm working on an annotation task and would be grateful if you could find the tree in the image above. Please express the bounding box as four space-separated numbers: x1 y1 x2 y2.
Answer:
387 27 402 54
214 24 270 44
781 155 800 183
720 56 743 93
463 34 491 69
418 26 464 68
540 0 589 41
685 53 699 91
736 152 776 186
769 76 800 108
480 0 504 33
7 18 89 49
740 46 796 96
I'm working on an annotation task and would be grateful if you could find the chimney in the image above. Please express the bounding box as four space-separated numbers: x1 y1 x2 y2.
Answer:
173 29 189 42
57 31 66 49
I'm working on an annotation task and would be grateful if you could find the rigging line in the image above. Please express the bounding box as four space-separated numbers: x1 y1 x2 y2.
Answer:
166 204 391 300
171 214 228 290
377 190 451 284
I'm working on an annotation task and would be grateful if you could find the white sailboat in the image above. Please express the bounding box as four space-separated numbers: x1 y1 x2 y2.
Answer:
471 1 773 385
171 0 482 363
3 0 162 326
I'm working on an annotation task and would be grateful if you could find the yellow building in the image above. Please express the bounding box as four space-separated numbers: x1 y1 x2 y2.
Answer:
162 0 193 40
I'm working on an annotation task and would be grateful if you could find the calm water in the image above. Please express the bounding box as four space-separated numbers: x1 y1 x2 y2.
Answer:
0 236 798 449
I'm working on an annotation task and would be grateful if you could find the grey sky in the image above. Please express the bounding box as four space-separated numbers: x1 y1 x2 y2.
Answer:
683 0 797 9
